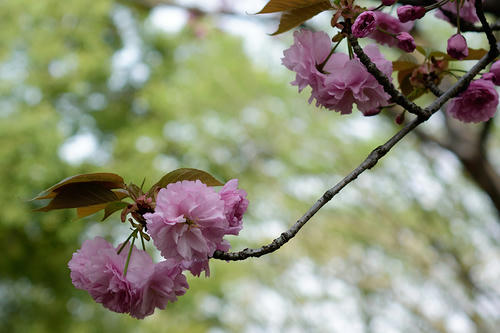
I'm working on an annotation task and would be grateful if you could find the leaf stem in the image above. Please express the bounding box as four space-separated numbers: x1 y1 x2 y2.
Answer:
117 230 135 255
140 231 146 251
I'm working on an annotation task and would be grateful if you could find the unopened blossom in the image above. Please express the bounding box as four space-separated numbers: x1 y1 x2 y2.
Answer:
488 60 500 86
68 237 188 319
144 180 234 277
396 32 416 52
311 44 392 115
447 33 468 60
382 0 397 5
352 11 377 38
397 5 426 23
219 179 248 235
436 0 479 23
367 11 414 47
281 30 331 92
447 79 498 123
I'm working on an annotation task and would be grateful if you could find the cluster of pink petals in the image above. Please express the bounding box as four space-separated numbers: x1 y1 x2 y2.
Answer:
282 30 392 115
436 0 479 23
282 29 331 93
447 79 498 123
367 11 414 47
68 237 188 319
144 179 248 277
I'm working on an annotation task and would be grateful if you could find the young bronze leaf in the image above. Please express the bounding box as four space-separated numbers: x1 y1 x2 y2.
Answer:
271 2 332 35
77 203 108 219
33 173 125 200
149 168 223 194
76 190 130 219
258 0 327 14
35 183 120 212
102 201 129 221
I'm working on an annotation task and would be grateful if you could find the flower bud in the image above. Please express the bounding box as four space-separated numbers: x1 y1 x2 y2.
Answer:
447 33 468 60
397 5 426 23
395 111 406 124
352 11 377 38
382 0 397 5
396 32 416 53
362 108 382 117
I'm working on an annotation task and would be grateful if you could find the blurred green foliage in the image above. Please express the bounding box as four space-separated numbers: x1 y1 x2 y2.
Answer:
1 0 499 332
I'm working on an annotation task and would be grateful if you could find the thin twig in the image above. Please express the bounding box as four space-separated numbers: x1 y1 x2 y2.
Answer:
475 0 499 52
213 118 424 261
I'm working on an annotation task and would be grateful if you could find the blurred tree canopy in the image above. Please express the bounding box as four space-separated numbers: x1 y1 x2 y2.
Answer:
1 0 499 332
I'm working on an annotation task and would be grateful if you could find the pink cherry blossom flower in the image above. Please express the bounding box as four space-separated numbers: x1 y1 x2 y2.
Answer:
397 5 426 23
133 259 189 318
68 237 188 319
367 11 414 47
311 44 392 115
282 29 331 92
144 180 228 276
352 11 377 38
436 0 479 24
396 32 416 52
447 33 468 60
219 179 249 235
447 79 498 123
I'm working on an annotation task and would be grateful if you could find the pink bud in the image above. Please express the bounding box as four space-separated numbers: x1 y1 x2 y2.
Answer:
395 111 405 124
362 108 382 117
488 60 500 86
382 0 397 5
447 34 468 60
397 5 426 23
396 32 416 53
352 11 377 38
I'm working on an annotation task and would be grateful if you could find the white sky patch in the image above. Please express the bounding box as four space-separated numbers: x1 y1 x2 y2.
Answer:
58 132 98 165
149 6 189 34
218 16 285 72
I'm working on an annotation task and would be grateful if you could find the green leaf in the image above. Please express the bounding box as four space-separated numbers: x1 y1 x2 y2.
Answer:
102 201 129 221
271 2 332 35
33 173 125 200
257 0 327 14
149 168 223 194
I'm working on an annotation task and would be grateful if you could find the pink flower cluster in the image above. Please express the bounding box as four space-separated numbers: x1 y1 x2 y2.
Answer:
68 237 188 319
68 179 248 318
282 30 392 115
144 179 248 277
